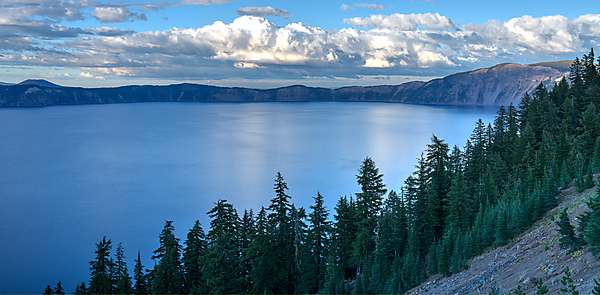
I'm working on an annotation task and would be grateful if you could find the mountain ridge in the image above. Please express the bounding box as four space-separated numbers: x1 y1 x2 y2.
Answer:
0 61 570 107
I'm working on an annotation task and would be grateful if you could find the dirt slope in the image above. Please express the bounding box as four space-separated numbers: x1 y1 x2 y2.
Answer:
408 178 600 295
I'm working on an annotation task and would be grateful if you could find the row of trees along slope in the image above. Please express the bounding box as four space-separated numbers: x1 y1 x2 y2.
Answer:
44 49 600 294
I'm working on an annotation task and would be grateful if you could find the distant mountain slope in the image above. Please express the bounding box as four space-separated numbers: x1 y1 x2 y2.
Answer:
0 62 570 107
16 79 62 88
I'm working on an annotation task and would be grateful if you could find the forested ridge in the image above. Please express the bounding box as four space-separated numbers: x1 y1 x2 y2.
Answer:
45 50 600 295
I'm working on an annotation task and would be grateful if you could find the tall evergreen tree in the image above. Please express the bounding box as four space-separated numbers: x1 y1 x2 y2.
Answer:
133 251 147 295
299 191 331 293
182 220 207 293
204 199 241 294
114 242 132 295
151 220 184 294
89 236 114 294
353 156 387 274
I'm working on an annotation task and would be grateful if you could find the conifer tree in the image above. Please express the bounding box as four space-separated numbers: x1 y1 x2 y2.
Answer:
331 196 358 280
133 251 147 294
151 220 184 294
43 285 53 295
266 172 297 294
89 236 114 294
299 191 331 293
239 209 255 293
592 278 600 295
536 278 549 295
560 266 579 295
54 281 65 295
426 135 451 240
114 242 132 294
204 199 241 294
182 220 206 293
580 188 600 255
557 209 582 251
353 157 387 273
73 282 88 295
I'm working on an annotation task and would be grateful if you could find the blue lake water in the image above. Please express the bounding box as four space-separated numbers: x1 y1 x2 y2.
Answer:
0 102 498 294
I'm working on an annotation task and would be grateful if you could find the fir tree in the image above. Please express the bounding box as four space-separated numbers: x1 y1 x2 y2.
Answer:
536 278 549 295
557 209 582 251
89 236 114 294
592 278 600 295
54 281 65 295
513 284 525 295
204 199 241 294
299 191 331 293
580 188 600 255
182 220 207 293
114 242 132 295
151 220 184 294
560 266 579 295
73 282 88 295
44 285 54 295
133 251 147 295
354 156 387 274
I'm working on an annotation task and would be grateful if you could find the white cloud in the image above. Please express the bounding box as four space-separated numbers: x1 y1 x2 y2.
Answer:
2 11 600 83
344 12 457 30
341 4 354 10
236 6 291 19
91 7 146 23
357 3 385 10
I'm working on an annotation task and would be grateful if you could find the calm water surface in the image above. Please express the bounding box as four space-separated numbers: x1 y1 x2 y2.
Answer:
0 102 497 293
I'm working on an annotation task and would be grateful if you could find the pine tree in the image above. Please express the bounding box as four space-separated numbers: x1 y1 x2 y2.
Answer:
151 220 184 294
557 209 582 251
331 196 358 280
133 251 147 294
44 285 54 295
560 266 579 295
113 242 132 294
513 284 525 295
536 278 549 295
592 278 600 295
580 188 600 255
89 236 114 294
73 282 88 295
265 172 297 294
249 207 276 294
426 135 451 240
204 199 241 294
299 191 331 293
239 209 255 293
353 157 387 274
182 220 207 293
54 281 65 295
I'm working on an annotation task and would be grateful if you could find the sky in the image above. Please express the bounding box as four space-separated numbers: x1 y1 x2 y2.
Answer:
1 0 600 88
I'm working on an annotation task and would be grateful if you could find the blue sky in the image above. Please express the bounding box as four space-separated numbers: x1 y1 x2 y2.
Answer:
1 0 600 88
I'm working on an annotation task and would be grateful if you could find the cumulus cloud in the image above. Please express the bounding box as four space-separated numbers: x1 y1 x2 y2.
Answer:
357 3 385 10
344 12 457 30
91 7 146 23
236 6 291 19
2 11 600 83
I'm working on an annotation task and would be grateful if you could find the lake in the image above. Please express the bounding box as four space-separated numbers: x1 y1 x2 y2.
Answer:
0 102 497 294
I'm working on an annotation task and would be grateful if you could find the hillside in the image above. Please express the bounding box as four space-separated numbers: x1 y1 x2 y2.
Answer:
0 62 568 107
408 176 600 295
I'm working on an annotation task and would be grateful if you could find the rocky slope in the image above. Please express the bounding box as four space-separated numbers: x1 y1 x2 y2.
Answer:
0 62 569 107
408 176 600 295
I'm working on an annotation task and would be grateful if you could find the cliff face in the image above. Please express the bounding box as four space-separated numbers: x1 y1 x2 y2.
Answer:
0 62 569 107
